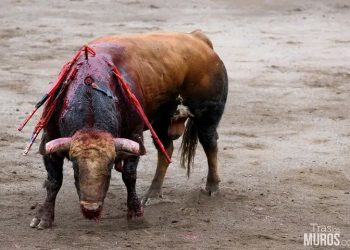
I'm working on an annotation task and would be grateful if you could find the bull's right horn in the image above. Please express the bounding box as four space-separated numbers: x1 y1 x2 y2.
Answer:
45 137 72 154
113 138 145 156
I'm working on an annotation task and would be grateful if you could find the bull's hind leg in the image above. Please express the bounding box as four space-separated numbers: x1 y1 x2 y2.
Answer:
30 154 63 229
195 100 226 196
198 124 220 195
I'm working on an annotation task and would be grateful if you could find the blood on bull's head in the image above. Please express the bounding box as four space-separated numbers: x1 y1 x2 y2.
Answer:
45 129 143 221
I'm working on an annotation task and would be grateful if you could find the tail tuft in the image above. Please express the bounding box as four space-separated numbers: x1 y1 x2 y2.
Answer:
180 118 198 177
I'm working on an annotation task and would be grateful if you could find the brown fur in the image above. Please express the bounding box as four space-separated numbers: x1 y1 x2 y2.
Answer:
69 129 116 161
90 30 220 117
168 105 193 140
190 29 213 49
168 117 187 140
90 30 226 185
69 129 116 202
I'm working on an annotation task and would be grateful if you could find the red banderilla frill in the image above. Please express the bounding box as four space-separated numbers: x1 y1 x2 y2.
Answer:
18 45 95 155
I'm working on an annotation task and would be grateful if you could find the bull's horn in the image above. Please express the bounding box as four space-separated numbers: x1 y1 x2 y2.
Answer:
113 138 145 156
45 137 72 154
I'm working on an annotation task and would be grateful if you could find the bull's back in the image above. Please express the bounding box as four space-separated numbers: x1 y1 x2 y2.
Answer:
90 31 227 115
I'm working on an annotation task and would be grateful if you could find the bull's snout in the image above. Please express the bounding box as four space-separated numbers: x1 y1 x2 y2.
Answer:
80 201 103 221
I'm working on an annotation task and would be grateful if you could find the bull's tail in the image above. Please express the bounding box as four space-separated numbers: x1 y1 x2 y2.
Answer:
180 118 198 177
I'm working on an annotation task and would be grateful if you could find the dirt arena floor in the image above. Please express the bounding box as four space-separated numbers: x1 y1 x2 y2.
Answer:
1 0 350 249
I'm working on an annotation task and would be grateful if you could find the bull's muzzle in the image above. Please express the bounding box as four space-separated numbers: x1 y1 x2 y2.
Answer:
80 201 103 221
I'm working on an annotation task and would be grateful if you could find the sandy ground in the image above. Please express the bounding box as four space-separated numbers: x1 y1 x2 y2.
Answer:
1 0 350 249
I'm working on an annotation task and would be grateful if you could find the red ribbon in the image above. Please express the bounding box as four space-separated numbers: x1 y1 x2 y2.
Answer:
105 60 172 164
19 45 93 155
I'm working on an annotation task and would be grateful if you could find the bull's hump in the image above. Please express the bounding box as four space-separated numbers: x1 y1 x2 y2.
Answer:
190 30 213 49
89 32 212 53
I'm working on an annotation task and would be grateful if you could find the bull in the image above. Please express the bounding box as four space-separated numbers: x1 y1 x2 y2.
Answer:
28 30 228 229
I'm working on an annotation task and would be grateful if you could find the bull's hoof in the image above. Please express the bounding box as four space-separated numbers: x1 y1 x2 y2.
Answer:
201 182 220 196
30 217 52 229
127 206 144 221
30 204 54 230
142 190 178 206
141 188 163 206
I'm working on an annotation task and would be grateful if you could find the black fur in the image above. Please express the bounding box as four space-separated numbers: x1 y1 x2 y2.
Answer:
180 60 228 176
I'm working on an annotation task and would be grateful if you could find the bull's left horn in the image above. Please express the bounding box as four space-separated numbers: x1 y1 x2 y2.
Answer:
113 138 145 156
45 137 72 154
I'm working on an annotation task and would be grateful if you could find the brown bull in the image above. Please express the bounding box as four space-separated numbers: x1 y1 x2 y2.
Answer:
30 30 228 229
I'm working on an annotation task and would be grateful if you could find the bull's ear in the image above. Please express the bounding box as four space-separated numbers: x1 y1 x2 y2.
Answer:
45 138 72 154
113 138 145 158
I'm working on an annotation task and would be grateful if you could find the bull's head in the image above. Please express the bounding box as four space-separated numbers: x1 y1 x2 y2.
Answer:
45 129 143 221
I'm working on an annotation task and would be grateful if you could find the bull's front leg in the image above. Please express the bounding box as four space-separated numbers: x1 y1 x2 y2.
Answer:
30 154 63 229
142 119 174 205
122 157 143 219
142 141 173 204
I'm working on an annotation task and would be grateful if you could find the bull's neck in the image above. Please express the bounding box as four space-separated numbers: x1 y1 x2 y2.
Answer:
59 56 121 137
